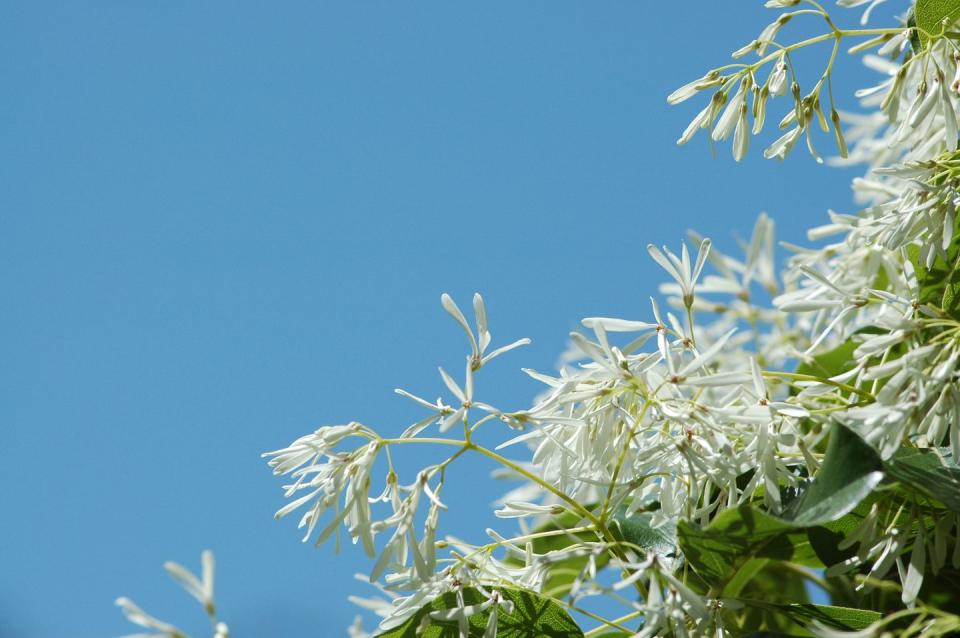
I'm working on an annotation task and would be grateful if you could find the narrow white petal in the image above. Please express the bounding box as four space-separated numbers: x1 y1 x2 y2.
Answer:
438 367 466 403
441 293 478 357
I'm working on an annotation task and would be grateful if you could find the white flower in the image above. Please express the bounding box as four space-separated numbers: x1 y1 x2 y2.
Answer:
441 292 530 371
266 435 381 552
236 5 960 636
836 0 887 26
494 501 564 518
581 316 657 333
262 422 365 475
393 294 529 438
677 100 716 146
808 619 882 638
368 477 443 582
768 56 788 96
732 99 750 161
901 525 926 605
731 39 760 59
428 590 514 638
117 551 226 638
164 550 215 615
937 68 958 150
713 78 751 141
756 15 791 56
647 239 711 309
667 71 722 105
763 125 803 160
114 597 184 638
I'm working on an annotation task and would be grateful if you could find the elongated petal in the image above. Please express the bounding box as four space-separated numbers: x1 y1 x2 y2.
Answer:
164 561 205 604
678 328 737 376
441 293 478 357
438 367 466 403
481 338 531 365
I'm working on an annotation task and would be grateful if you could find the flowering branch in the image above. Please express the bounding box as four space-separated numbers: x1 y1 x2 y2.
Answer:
116 1 960 637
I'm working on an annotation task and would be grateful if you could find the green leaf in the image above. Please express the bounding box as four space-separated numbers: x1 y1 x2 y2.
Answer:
677 505 823 595
677 425 895 597
374 587 584 638
919 566 960 614
942 261 960 316
806 507 868 568
915 0 960 48
908 7 924 54
610 509 677 557
733 562 811 636
740 601 882 633
885 447 960 513
506 507 677 598
785 424 884 527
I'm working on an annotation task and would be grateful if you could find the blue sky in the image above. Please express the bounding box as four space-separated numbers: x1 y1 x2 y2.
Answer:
1 2 884 636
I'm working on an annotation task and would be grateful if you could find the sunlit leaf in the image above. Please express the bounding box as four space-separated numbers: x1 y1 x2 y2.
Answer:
785 424 884 527
915 0 960 49
740 600 882 633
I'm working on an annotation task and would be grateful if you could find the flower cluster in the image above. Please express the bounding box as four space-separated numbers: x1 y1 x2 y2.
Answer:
252 3 960 634
117 2 960 637
673 0 960 165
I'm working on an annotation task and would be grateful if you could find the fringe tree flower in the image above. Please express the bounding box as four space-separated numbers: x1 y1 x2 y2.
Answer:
116 551 228 638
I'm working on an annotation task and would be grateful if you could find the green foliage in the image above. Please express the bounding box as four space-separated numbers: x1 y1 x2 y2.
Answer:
785 424 884 527
790 424 960 519
885 447 960 514
503 507 677 599
920 567 960 614
610 508 678 557
806 500 874 568
915 0 960 48
387 403 960 636
914 244 960 318
740 601 882 633
908 6 924 57
732 562 812 635
677 505 824 596
674 422 960 634
374 587 584 638
677 426 901 597
655 2 960 635
676 500 892 632
794 340 858 380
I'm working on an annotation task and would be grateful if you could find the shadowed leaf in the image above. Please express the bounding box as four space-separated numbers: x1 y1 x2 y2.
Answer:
375 587 584 638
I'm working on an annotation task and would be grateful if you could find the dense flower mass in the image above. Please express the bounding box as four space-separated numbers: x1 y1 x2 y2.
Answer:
117 2 960 637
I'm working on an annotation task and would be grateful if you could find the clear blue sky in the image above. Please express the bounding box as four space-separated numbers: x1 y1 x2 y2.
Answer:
1 2 882 636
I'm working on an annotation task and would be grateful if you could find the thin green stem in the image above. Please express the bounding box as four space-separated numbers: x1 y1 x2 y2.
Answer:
583 611 644 637
378 436 467 447
600 397 654 523
468 443 649 599
763 370 875 400
469 443 603 528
